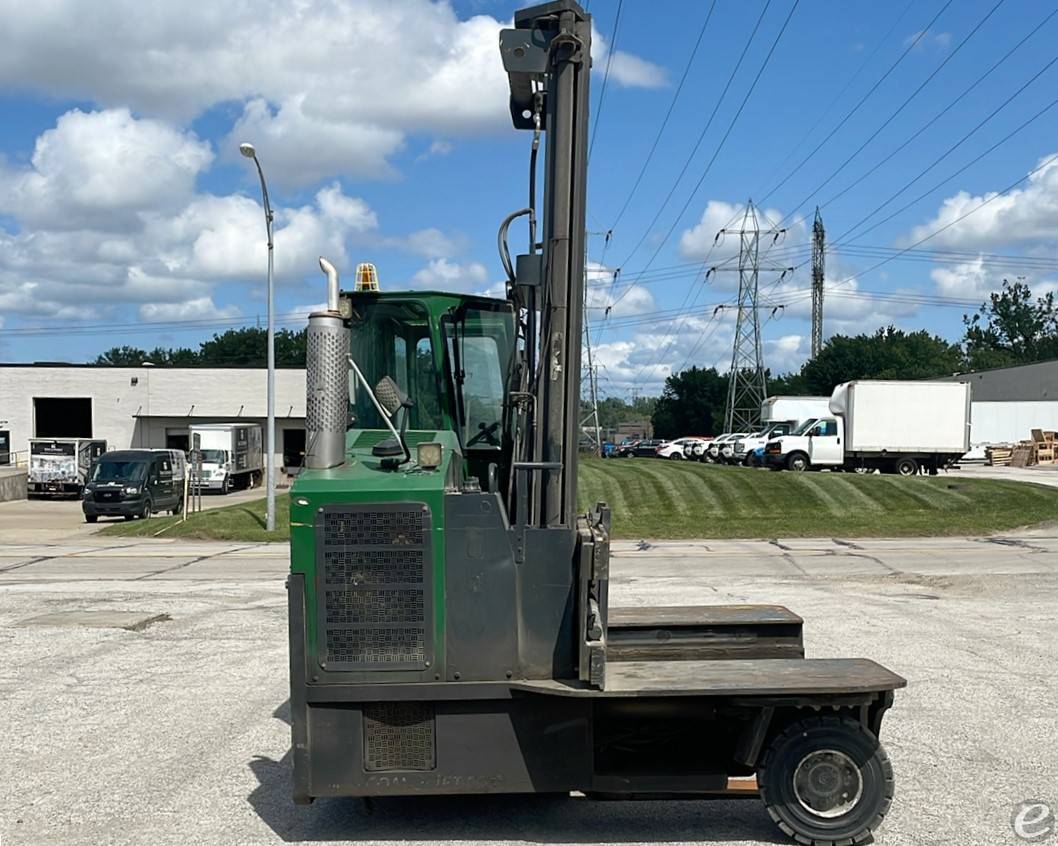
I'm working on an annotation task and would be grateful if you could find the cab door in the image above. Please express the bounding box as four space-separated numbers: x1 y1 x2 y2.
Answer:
807 418 843 465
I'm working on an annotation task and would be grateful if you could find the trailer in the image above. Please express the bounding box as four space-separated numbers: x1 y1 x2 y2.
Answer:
27 438 107 496
765 380 971 474
285 5 905 844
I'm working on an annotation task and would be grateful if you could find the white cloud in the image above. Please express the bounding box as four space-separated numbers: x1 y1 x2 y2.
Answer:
906 153 1058 249
139 297 240 322
403 227 464 259
226 97 403 189
0 111 381 321
904 29 951 51
585 261 655 317
415 140 453 163
0 108 212 229
593 27 667 89
0 1 662 188
411 258 489 292
678 201 805 270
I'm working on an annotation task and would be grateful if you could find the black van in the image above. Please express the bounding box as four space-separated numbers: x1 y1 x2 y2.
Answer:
82 450 184 523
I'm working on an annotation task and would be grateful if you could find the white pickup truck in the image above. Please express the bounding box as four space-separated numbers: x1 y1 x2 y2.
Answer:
764 380 971 474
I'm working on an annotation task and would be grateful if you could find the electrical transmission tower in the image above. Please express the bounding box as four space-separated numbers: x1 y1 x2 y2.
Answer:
580 239 604 456
712 202 789 433
811 206 825 358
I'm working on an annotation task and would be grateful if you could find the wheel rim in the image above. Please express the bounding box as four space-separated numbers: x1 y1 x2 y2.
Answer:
898 461 915 475
791 457 807 471
792 749 863 819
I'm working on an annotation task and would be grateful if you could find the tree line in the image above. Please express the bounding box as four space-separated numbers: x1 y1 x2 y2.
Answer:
95 327 308 367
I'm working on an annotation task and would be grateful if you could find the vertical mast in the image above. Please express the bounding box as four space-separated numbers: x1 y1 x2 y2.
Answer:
502 1 591 529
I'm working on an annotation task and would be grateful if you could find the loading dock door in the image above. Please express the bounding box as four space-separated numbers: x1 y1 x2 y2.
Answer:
283 428 306 470
34 398 92 438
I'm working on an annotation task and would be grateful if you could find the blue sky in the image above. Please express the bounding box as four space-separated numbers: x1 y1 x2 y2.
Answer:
1 0 1056 395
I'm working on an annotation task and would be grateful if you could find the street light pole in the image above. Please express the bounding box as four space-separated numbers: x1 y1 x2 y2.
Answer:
240 142 276 532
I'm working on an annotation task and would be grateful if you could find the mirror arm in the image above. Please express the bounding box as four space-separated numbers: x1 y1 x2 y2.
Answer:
347 356 409 465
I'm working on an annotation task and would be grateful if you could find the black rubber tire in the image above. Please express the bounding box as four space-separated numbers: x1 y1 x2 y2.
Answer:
786 452 810 472
669 453 684 460
895 457 919 476
758 716 894 846
223 475 233 494
85 515 98 524
140 499 152 520
171 498 183 516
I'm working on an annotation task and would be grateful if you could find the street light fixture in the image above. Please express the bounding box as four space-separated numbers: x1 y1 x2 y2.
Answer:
239 141 276 533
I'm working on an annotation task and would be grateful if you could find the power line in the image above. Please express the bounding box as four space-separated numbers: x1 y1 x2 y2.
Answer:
808 6 1058 225
611 0 776 273
587 0 623 163
834 89 1058 248
752 0 916 197
769 0 1006 228
607 0 800 330
815 151 1058 298
758 0 955 206
606 0 718 232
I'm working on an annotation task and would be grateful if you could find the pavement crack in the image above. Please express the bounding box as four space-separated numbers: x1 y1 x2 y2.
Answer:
974 536 1050 553
135 544 260 580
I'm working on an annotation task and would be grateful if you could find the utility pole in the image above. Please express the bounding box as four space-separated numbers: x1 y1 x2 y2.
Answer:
713 201 790 433
581 233 606 456
811 206 825 359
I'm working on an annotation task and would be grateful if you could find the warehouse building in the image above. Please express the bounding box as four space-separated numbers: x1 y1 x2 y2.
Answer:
0 364 307 473
942 358 1058 452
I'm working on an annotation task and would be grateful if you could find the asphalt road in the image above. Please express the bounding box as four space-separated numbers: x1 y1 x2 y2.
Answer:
2 534 1057 846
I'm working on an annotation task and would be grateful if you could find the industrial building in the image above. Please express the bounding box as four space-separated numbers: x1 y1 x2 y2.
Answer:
943 358 1058 452
0 364 307 473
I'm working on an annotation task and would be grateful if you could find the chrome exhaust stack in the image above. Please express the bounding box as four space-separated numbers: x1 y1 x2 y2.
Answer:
305 257 349 470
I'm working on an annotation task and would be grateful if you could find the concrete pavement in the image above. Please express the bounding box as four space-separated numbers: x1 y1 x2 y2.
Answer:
0 485 275 542
1 534 1057 845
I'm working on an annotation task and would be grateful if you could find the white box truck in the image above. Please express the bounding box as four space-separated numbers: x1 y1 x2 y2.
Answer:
190 423 263 493
760 395 832 425
731 396 835 465
28 438 107 496
764 380 971 474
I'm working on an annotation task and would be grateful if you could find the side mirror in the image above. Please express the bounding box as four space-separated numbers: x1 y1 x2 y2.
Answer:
374 376 412 417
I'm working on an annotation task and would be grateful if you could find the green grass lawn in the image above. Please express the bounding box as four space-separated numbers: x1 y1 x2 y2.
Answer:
100 494 292 542
101 458 1058 541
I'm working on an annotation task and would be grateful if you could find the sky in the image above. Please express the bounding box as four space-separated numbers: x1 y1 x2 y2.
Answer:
1 0 1057 397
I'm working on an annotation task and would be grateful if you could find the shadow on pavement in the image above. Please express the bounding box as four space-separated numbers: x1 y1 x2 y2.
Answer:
248 702 783 845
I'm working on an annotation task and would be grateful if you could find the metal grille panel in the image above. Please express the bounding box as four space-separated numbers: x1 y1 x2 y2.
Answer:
363 702 436 771
317 503 432 671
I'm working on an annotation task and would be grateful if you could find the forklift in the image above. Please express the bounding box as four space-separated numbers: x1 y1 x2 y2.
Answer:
287 3 905 843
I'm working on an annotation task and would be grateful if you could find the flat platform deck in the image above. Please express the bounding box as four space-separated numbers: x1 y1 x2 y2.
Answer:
606 604 805 662
608 605 803 627
518 658 906 698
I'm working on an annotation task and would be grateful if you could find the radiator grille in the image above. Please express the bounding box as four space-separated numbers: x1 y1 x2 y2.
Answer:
317 503 432 670
363 702 436 771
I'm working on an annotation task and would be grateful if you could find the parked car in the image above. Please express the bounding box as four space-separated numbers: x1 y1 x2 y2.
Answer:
82 449 184 523
706 433 746 463
656 437 707 460
614 439 639 457
629 438 664 457
731 422 797 466
689 437 717 461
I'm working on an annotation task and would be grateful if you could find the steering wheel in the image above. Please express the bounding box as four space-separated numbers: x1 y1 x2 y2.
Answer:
467 421 501 447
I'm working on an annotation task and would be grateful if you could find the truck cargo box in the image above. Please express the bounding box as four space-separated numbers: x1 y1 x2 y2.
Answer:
830 380 970 454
